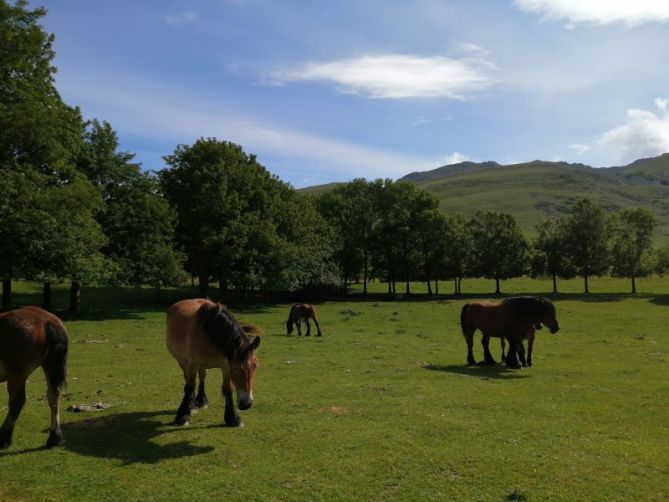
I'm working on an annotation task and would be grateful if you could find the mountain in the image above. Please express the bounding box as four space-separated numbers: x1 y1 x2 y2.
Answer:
299 154 669 243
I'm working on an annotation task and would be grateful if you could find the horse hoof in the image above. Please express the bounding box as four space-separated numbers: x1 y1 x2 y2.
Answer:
0 440 11 449
173 416 190 426
225 416 243 427
46 432 64 448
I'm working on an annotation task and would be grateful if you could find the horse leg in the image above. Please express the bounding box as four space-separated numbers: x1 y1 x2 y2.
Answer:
0 377 27 449
222 374 242 427
527 335 534 367
194 369 208 409
174 367 196 426
305 318 311 337
505 339 521 369
464 330 476 366
45 379 64 448
500 337 507 363
296 322 302 336
481 335 497 365
313 317 322 337
517 340 527 368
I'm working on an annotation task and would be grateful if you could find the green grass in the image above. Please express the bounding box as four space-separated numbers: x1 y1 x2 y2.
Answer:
1 281 668 501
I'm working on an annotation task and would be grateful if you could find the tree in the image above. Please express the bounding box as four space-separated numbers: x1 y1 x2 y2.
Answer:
531 218 575 294
610 207 657 293
563 199 610 293
78 120 185 293
469 211 528 294
441 214 473 295
0 0 85 308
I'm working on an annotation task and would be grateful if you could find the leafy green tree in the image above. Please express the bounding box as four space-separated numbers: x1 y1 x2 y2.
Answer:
78 120 185 293
655 246 669 276
531 218 575 294
563 199 610 293
469 211 529 294
610 207 657 293
0 0 85 307
441 214 473 295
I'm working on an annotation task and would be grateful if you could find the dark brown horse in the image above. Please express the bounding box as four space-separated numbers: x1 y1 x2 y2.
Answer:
460 297 559 368
166 299 260 427
0 307 68 448
286 304 322 337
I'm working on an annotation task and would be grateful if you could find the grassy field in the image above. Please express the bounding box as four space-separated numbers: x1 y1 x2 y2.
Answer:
0 279 668 501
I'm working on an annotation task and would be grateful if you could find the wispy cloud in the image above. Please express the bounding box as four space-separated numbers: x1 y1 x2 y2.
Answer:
574 99 669 165
440 152 470 165
569 143 591 155
271 53 493 99
164 11 198 27
514 0 669 27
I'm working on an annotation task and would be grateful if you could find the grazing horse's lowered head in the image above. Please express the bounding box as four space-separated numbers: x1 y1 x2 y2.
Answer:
503 296 560 334
198 303 261 410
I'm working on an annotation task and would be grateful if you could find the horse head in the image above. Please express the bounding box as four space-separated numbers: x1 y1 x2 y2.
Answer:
538 298 560 334
286 320 293 335
230 335 260 410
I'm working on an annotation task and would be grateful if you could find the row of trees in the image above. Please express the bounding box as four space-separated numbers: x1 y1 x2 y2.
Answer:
1 1 667 313
318 181 667 296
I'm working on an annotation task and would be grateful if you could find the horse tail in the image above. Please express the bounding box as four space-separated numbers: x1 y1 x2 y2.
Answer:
460 303 470 338
43 320 69 391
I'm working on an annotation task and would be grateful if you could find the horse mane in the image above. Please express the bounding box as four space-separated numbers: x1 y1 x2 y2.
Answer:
196 303 256 360
502 296 552 319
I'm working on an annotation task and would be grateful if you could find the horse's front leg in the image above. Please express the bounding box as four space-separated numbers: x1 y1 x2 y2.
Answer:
505 339 521 369
194 369 208 409
500 337 507 363
527 335 534 367
174 367 196 425
305 319 311 337
296 322 303 336
222 373 242 427
517 340 527 367
0 378 27 449
481 334 497 365
313 318 322 337
45 379 64 448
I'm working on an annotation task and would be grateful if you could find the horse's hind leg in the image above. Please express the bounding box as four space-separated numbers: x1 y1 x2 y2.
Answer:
500 337 507 363
464 330 476 366
527 336 534 367
194 369 208 409
305 319 311 337
0 377 27 449
517 340 527 368
222 374 242 427
505 340 521 369
174 367 196 426
45 379 64 448
481 335 497 365
296 322 303 336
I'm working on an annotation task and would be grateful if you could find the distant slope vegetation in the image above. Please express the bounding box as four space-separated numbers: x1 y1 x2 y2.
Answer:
400 154 669 243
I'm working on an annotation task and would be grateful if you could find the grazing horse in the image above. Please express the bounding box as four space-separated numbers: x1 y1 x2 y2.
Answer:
166 299 260 427
0 307 68 448
286 304 322 337
460 297 559 369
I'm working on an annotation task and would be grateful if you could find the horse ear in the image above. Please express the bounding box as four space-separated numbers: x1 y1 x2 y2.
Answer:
249 336 260 351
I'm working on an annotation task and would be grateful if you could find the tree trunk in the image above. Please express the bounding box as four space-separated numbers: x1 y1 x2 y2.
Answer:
199 275 209 297
584 273 589 294
435 279 439 296
363 250 368 295
69 281 81 314
631 275 636 294
454 278 458 295
458 277 462 295
495 275 501 295
405 279 410 295
552 272 558 294
219 278 228 299
43 281 51 310
387 280 392 294
1 279 11 310
426 277 432 296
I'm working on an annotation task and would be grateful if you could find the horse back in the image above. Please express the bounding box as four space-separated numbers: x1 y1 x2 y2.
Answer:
464 301 525 338
290 303 316 322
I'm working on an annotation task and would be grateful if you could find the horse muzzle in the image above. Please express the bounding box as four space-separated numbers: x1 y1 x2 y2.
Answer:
237 390 254 410
238 399 253 411
549 325 560 334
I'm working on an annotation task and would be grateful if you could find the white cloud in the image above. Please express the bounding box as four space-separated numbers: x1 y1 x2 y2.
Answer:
440 152 470 165
514 0 669 27
569 143 591 155
576 99 669 165
271 53 493 99
164 11 198 27
55 73 436 181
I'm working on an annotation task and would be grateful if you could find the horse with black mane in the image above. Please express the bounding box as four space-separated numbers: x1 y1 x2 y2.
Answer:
0 306 68 448
460 296 559 369
286 303 322 337
166 299 260 427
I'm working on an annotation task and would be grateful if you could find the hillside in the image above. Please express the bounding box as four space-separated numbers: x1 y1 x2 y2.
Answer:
399 157 669 243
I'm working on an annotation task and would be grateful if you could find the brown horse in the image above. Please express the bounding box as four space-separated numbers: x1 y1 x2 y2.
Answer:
0 307 68 448
460 297 559 369
286 304 322 337
166 299 260 427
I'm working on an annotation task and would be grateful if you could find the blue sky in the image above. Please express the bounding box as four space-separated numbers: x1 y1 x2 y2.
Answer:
40 0 669 187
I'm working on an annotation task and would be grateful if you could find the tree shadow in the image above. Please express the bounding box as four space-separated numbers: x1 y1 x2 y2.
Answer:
424 363 530 380
59 410 214 464
0 445 50 458
648 295 669 306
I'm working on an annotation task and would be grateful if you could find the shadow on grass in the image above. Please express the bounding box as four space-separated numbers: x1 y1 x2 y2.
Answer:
424 363 529 380
59 410 214 464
